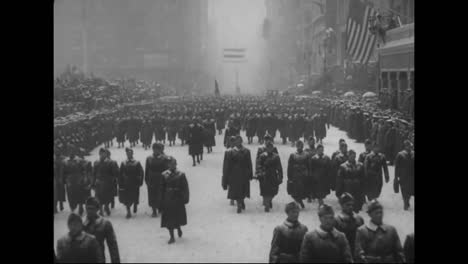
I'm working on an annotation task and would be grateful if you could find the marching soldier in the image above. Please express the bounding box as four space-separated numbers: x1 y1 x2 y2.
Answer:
313 108 329 144
394 140 414 210
92 148 119 216
188 120 205 166
203 118 216 153
384 120 397 164
145 143 170 217
167 115 178 146
278 113 289 145
222 135 253 213
336 150 365 213
309 144 333 206
257 113 267 144
335 193 364 258
355 200 405 263
224 121 240 148
299 204 353 263
83 197 121 263
364 143 389 201
286 140 309 209
160 157 190 244
269 202 308 263
54 153 66 213
303 114 314 143
119 148 144 218
255 141 283 212
358 139 372 163
304 136 317 203
331 142 349 191
141 118 153 150
63 149 87 215
106 149 119 210
215 108 225 135
245 113 257 144
116 117 127 148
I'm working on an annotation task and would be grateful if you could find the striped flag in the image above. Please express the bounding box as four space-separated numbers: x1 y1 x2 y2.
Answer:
346 0 377 65
223 48 247 62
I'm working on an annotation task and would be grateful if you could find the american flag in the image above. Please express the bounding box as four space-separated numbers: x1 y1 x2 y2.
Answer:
346 0 377 64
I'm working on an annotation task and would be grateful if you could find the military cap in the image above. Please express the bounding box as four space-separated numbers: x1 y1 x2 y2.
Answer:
86 197 100 208
367 199 383 214
67 213 83 225
125 147 133 153
339 193 355 204
152 142 164 150
99 147 106 154
264 134 273 141
285 201 301 213
318 204 335 217
364 139 372 145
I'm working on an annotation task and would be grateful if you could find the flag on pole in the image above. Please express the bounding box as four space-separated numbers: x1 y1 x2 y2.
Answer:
346 0 377 65
223 48 247 62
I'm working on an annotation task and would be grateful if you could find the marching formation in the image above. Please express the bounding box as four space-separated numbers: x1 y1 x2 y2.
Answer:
55 92 414 263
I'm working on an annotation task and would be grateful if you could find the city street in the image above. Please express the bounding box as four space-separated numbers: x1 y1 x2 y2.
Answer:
54 126 414 263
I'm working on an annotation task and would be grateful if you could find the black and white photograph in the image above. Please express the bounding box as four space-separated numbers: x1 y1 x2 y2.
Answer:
54 0 414 262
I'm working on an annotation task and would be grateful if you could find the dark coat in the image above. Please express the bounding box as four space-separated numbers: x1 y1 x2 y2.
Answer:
334 212 364 258
145 154 170 209
222 146 253 200
140 122 153 145
119 159 144 206
310 154 333 199
116 120 127 143
303 118 315 140
299 228 353 263
160 169 189 229
127 118 141 142
278 118 289 139
84 216 120 263
256 152 283 197
331 152 348 191
384 127 397 160
313 114 329 139
256 117 267 138
358 150 370 164
246 116 258 137
336 161 365 211
54 158 66 202
269 220 308 263
403 233 414 263
364 152 389 200
394 150 414 197
56 232 104 263
203 120 216 147
223 126 240 147
63 157 88 206
93 159 119 204
355 223 405 263
287 151 309 199
188 124 205 155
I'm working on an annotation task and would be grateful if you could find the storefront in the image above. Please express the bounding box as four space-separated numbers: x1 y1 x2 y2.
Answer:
377 23 414 113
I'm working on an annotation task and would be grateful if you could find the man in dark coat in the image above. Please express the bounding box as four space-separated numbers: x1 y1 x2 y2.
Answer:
160 157 190 244
336 150 366 213
54 154 66 213
255 141 283 212
313 109 329 144
309 144 333 206
63 151 87 215
331 142 349 191
364 143 389 201
303 115 314 143
404 233 414 263
84 197 120 263
140 119 153 150
92 148 119 216
188 121 205 166
304 136 316 203
146 143 170 217
245 113 258 144
358 139 372 163
116 117 127 148
56 213 104 263
222 135 253 213
119 148 144 218
269 202 308 263
334 193 364 258
106 149 120 210
203 118 216 153
384 120 397 165
215 108 225 135
394 140 414 210
224 121 240 148
299 204 353 263
278 113 289 144
287 140 309 209
355 200 405 263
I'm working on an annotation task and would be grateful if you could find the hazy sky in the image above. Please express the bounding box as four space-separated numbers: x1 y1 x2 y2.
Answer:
210 0 267 94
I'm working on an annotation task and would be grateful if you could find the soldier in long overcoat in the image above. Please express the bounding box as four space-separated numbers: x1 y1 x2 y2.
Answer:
364 143 389 201
336 150 366 212
140 119 153 150
222 136 253 213
63 152 88 215
255 141 283 212
384 120 397 164
215 108 226 135
188 121 205 166
335 193 365 259
256 113 267 144
167 115 178 146
203 118 216 153
331 142 349 191
119 148 144 218
54 154 66 213
245 113 258 144
355 200 405 263
303 115 315 143
313 109 329 144
309 144 333 205
116 117 127 148
223 121 240 147
92 148 119 216
269 202 308 263
299 204 353 263
394 140 414 210
160 157 190 244
145 143 170 217
287 140 309 209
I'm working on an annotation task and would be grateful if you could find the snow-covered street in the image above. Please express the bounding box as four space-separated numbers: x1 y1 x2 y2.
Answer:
54 126 414 263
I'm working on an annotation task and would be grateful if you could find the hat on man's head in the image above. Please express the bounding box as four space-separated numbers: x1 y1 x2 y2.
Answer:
85 197 100 208
264 134 273 141
285 201 301 213
125 147 133 154
339 192 355 205
318 204 335 217
367 199 383 214
152 142 164 150
67 213 83 225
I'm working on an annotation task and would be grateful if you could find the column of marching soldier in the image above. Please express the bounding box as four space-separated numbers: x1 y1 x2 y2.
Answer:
54 96 414 263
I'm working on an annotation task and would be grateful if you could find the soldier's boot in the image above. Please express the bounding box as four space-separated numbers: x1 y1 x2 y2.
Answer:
133 204 137 214
177 227 183 238
404 199 410 210
200 154 203 161
241 200 246 210
126 206 131 219
105 205 111 216
78 204 84 216
265 206 270 212
237 205 242 214
152 207 158 217
270 201 273 209
230 200 235 206
59 202 64 211
111 199 115 209
168 229 176 244
192 156 196 166
197 156 200 164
